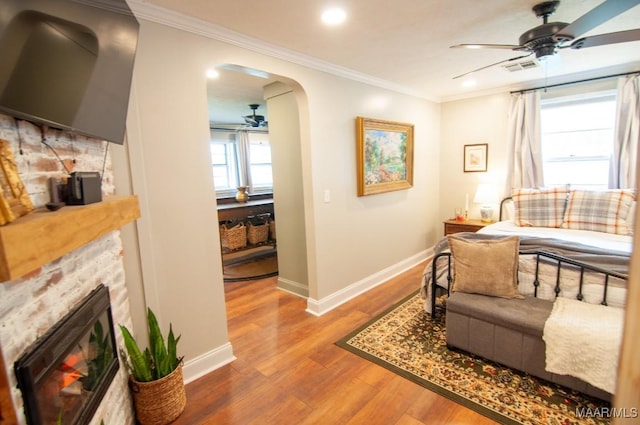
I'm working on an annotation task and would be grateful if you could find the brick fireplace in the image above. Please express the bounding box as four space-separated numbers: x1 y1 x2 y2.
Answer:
0 115 137 425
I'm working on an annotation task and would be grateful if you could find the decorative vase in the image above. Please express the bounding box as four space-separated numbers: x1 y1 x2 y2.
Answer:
129 364 187 425
235 186 249 203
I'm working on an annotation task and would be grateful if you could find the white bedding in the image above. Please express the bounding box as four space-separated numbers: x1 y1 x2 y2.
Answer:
478 220 633 255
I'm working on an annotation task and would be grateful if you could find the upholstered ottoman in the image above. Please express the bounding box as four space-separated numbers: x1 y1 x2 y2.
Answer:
445 292 611 401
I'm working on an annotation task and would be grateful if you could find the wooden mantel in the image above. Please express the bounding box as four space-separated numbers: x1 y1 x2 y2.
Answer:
0 195 140 282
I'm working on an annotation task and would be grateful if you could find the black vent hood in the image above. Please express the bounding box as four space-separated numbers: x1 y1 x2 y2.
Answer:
0 0 139 145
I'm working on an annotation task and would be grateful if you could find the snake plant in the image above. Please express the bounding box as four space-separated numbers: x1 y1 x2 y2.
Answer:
119 308 182 382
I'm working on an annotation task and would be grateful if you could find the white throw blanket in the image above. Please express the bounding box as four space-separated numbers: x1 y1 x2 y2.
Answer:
542 297 624 394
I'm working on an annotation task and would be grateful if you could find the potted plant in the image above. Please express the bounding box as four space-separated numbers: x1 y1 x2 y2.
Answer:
119 308 186 425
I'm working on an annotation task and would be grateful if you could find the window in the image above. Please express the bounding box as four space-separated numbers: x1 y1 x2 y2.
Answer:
210 129 273 197
247 132 273 190
540 91 616 190
210 139 238 190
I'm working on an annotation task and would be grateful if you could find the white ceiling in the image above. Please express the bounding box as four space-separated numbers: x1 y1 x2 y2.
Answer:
138 0 640 125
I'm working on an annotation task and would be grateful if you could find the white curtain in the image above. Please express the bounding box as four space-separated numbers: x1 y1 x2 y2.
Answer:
505 91 543 195
609 74 640 189
236 130 252 189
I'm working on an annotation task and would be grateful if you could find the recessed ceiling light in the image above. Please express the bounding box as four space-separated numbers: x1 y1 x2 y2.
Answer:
462 80 477 88
206 69 219 79
321 7 346 26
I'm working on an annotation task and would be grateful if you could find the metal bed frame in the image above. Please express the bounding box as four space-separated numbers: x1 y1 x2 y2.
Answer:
430 248 628 316
430 195 629 315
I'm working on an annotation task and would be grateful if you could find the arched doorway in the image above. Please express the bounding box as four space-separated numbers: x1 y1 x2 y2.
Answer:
207 65 309 297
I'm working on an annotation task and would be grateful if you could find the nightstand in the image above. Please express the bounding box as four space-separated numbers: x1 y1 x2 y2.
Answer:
443 218 490 235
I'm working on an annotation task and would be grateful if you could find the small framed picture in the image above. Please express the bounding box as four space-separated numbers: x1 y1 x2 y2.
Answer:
463 143 488 172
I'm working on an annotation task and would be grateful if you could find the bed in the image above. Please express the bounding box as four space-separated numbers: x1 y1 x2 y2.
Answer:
421 188 634 315
419 188 634 399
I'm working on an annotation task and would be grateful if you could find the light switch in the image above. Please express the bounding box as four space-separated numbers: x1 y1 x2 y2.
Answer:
323 189 330 203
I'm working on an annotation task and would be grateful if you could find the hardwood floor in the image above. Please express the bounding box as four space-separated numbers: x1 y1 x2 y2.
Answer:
173 263 499 425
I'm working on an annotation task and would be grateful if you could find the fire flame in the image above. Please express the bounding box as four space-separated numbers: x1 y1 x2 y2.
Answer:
59 353 86 390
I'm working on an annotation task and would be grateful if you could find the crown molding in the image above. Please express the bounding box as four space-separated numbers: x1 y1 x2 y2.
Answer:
127 1 424 99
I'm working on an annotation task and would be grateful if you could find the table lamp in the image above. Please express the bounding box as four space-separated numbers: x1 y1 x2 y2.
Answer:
473 183 499 222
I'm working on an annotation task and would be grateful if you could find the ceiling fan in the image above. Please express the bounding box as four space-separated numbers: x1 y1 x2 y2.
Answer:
242 104 267 127
451 0 640 79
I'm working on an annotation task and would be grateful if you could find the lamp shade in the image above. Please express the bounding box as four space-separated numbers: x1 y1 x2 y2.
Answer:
473 183 498 222
473 183 499 206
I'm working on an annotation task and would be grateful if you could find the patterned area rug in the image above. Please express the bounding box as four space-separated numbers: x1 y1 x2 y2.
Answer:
336 291 611 425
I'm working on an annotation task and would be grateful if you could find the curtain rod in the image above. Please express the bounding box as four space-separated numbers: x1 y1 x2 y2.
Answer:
210 126 268 133
510 70 640 94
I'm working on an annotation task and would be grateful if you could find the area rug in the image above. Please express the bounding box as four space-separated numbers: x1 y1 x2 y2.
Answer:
336 291 611 425
223 248 278 282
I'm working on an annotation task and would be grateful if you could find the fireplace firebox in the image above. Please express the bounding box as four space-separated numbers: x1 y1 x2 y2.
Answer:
14 284 119 424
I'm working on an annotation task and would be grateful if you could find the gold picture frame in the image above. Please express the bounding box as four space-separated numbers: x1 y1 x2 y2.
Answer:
356 117 414 196
463 143 488 172
0 139 34 225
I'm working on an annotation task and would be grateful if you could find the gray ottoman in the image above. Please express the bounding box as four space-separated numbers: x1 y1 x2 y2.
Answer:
446 292 611 401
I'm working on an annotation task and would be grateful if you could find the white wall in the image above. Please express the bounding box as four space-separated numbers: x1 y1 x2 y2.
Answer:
264 82 309 296
303 72 441 303
440 93 511 227
116 17 441 379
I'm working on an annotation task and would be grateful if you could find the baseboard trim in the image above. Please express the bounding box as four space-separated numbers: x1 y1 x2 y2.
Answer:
277 277 309 298
305 249 430 316
182 342 236 384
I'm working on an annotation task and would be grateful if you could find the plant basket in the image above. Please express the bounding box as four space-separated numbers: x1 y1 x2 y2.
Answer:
129 364 187 425
247 220 269 245
220 222 247 250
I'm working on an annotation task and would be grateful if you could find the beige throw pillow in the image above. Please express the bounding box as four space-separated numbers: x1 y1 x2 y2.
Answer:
447 235 523 299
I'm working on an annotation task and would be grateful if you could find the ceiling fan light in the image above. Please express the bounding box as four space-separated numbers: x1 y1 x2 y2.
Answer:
535 44 556 59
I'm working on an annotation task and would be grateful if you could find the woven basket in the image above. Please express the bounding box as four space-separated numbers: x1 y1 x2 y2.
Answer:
247 221 269 245
269 220 276 240
220 222 247 250
129 364 187 425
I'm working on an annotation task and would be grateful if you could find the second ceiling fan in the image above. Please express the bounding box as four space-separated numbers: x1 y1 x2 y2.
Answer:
451 0 640 79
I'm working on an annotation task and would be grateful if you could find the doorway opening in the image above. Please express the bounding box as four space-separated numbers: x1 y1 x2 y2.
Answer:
207 64 309 297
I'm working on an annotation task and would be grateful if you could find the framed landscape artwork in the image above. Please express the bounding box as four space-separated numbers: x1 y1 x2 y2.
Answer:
463 143 488 172
356 117 414 196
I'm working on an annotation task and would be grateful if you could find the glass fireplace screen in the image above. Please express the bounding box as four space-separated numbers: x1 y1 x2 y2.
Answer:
14 284 119 425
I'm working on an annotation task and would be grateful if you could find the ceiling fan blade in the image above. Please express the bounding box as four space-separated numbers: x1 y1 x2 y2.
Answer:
566 28 640 49
453 53 534 79
243 116 258 126
451 43 525 50
560 0 640 39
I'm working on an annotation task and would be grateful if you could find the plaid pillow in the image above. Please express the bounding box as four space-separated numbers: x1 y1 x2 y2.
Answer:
512 187 569 228
562 189 635 235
